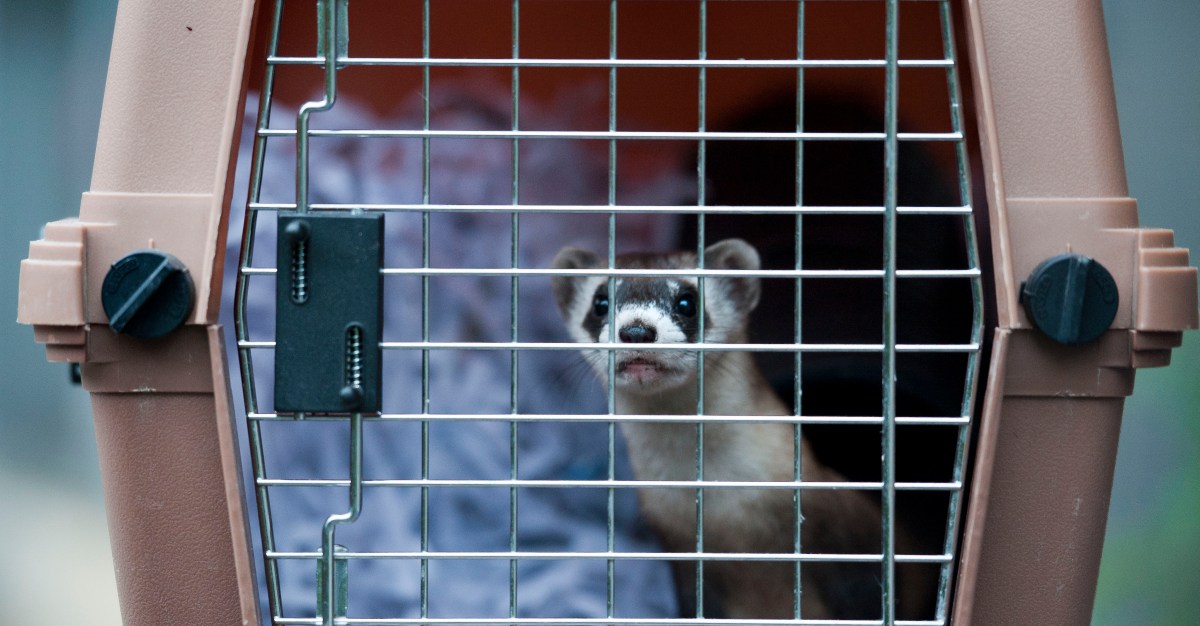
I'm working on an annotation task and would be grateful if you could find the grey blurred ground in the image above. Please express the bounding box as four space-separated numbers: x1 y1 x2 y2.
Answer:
0 1 1195 623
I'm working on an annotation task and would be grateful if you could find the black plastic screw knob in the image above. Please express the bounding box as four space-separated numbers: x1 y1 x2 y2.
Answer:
1020 253 1119 345
284 218 311 244
339 385 364 411
101 250 195 339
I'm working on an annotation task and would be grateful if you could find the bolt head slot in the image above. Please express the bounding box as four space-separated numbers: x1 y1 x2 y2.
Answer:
101 250 195 340
1020 253 1119 345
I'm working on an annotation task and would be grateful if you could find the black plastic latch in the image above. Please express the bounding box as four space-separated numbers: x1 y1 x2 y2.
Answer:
1020 253 1119 345
275 212 383 413
101 249 195 339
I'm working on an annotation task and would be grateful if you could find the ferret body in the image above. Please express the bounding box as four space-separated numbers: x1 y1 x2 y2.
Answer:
552 239 884 620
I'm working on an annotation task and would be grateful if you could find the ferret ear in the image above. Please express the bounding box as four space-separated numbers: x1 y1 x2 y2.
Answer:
551 246 603 319
704 238 762 311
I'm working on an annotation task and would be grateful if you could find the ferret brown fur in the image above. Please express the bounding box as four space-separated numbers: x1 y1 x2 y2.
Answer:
551 239 887 619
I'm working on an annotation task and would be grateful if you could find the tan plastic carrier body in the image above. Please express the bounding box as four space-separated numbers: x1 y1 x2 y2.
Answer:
15 1 1197 625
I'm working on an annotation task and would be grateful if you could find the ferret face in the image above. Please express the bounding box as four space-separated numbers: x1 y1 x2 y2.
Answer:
551 239 762 395
570 274 702 391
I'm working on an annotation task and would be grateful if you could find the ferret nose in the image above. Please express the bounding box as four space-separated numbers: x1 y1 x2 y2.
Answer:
619 324 657 344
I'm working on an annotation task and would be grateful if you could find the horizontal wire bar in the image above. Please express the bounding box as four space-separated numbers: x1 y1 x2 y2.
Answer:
257 478 962 491
238 340 981 353
247 412 970 426
895 269 982 277
274 611 945 618
240 266 980 279
257 128 962 142
268 55 954 70
248 201 974 216
241 266 981 279
266 550 952 564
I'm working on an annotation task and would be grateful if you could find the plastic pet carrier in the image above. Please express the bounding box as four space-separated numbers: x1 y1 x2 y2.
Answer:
16 1 1198 625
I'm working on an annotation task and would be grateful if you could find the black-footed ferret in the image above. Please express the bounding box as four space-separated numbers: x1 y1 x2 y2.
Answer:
551 238 884 620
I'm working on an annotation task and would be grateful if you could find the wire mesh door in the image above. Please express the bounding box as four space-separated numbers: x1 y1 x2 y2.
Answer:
233 1 984 624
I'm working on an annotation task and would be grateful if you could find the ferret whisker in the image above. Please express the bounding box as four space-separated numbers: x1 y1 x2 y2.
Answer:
551 353 606 396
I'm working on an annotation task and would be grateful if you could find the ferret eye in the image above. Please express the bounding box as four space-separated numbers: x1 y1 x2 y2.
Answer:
592 294 609 317
675 292 697 317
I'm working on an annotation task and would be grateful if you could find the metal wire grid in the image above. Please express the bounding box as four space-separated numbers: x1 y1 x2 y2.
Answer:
234 1 985 625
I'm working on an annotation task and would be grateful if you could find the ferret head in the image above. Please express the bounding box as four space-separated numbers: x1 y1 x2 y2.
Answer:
551 239 762 395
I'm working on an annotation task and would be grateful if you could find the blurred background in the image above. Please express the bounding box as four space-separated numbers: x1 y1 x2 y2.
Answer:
0 0 1195 624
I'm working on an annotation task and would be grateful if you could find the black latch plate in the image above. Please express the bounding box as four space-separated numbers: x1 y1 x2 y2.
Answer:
274 212 383 413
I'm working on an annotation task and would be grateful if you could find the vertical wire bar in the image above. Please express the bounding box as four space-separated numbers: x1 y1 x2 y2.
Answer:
321 411 363 626
419 1 432 620
605 1 618 618
308 3 358 623
509 0 521 619
693 1 708 617
934 1 985 619
792 2 806 618
239 1 288 619
881 0 900 623
296 0 341 214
